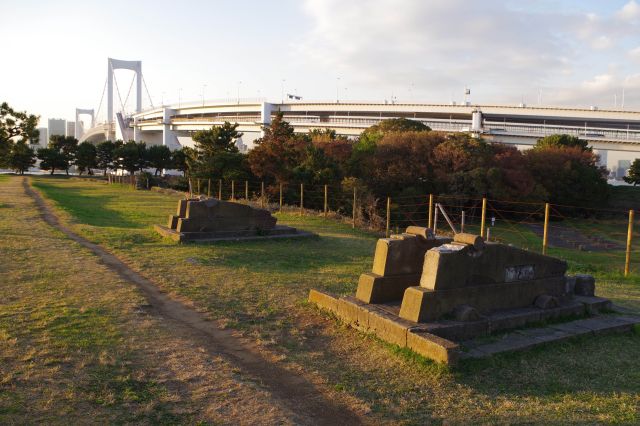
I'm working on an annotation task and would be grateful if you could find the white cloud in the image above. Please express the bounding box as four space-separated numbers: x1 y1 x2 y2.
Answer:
629 46 640 60
616 0 640 22
296 0 640 108
591 35 612 50
298 0 565 97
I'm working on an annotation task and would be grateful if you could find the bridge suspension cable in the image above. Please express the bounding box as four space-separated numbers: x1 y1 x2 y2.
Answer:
94 76 107 125
142 74 154 109
123 73 136 112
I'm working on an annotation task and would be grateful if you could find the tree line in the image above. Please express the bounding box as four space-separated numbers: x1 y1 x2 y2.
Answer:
184 113 614 208
2 101 638 205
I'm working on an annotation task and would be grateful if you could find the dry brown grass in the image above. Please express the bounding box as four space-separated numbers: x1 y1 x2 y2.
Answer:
0 176 303 424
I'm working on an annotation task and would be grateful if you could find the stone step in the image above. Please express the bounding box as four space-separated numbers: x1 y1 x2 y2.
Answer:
461 314 640 359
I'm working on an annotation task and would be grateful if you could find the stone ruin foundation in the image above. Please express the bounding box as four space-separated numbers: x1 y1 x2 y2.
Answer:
310 227 640 365
155 197 314 242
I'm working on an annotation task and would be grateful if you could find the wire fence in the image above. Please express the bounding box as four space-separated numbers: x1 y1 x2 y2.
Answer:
106 174 639 277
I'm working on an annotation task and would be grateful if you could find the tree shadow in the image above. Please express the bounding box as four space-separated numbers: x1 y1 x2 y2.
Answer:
183 234 375 274
455 332 640 396
33 182 142 228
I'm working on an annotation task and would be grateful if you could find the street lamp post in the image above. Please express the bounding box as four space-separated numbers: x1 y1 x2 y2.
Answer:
178 88 183 108
202 84 207 107
281 79 286 103
237 81 242 104
336 77 341 103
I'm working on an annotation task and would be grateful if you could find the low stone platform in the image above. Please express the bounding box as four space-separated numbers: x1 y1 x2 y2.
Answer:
309 289 640 365
155 224 315 243
155 197 315 243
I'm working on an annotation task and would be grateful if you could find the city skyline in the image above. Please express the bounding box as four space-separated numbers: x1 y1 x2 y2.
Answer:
2 0 640 127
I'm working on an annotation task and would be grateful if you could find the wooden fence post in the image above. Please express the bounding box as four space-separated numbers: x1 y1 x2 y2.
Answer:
324 184 328 218
386 197 391 238
625 209 635 277
207 179 211 198
542 202 550 255
279 183 283 212
300 183 304 215
231 180 235 200
428 194 434 229
352 186 356 228
480 197 487 238
245 180 249 201
218 179 222 199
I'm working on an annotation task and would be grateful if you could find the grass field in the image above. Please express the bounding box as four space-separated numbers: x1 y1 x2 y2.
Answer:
4 175 640 424
0 177 321 424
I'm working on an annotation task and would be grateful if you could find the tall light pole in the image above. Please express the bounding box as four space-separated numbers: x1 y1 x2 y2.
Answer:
202 84 207 107
237 81 242 104
336 77 341 103
161 91 166 106
281 79 286 104
178 88 183 108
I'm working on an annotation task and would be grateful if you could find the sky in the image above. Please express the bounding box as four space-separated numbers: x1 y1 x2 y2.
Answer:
1 0 640 128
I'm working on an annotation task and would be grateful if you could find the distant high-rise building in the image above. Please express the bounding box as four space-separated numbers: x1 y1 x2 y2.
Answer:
36 127 48 148
66 121 75 138
48 118 66 139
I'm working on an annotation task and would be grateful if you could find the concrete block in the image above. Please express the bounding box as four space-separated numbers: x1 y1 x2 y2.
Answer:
575 295 612 314
575 316 634 335
534 294 559 310
308 289 338 314
367 308 413 347
355 272 420 303
407 330 460 364
489 307 542 333
426 319 490 341
574 274 595 296
336 297 367 328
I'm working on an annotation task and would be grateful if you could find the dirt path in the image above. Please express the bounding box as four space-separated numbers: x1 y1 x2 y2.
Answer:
23 178 363 426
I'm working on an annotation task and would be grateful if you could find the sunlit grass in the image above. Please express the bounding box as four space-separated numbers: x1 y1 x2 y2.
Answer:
28 176 640 424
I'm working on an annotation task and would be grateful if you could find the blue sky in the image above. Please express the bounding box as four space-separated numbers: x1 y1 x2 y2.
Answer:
1 0 639 126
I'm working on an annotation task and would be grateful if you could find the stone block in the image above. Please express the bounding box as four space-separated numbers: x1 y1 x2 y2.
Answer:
576 316 635 335
406 330 460 364
453 233 485 250
420 242 567 291
574 274 595 296
400 277 566 322
372 234 438 276
534 294 559 310
574 295 612 314
405 226 434 239
355 272 420 303
453 304 481 322
308 289 338 314
425 319 490 341
565 275 577 294
336 297 370 329
168 215 180 229
367 308 413 347
488 307 542 333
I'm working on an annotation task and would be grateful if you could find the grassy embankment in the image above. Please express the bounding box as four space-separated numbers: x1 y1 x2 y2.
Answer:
22 176 640 424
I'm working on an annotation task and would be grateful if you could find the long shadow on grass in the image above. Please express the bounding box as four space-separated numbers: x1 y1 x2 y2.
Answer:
456 333 640 397
32 182 141 228
184 234 375 274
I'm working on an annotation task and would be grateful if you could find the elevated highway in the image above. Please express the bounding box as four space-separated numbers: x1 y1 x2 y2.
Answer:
81 100 640 175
